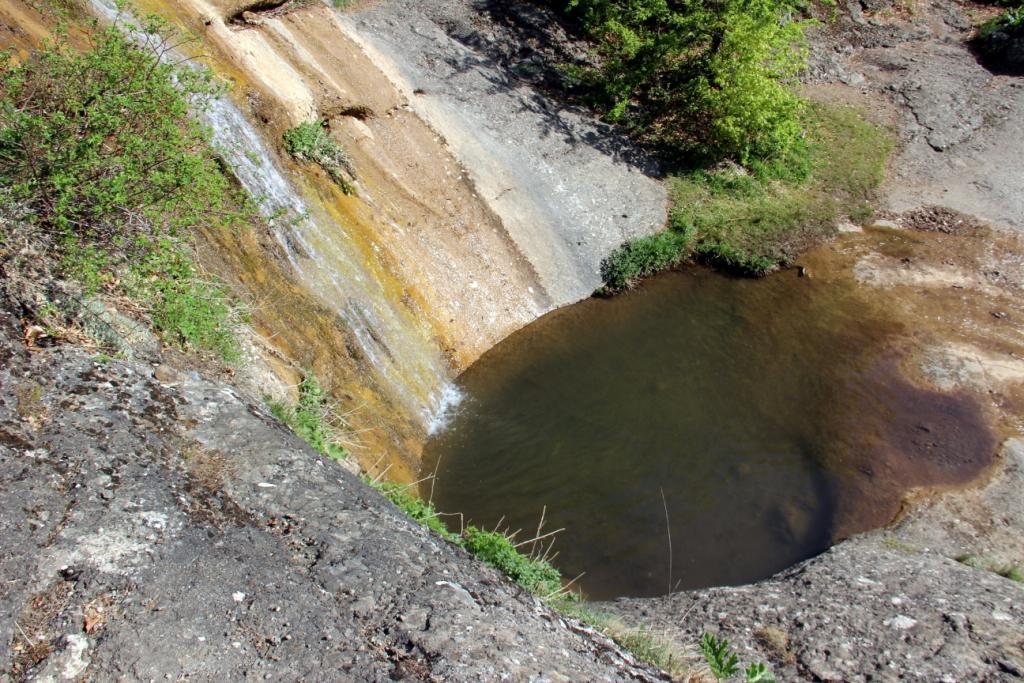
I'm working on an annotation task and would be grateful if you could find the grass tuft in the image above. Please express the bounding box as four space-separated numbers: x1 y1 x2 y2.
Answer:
600 102 893 287
268 372 350 461
955 554 1023 582
368 479 457 540
283 121 357 195
461 526 563 596
552 601 693 677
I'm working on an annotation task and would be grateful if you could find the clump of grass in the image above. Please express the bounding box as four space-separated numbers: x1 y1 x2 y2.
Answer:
552 601 692 677
755 625 796 666
998 565 1024 582
366 478 565 596
268 372 350 461
880 537 916 553
461 526 563 596
367 479 457 540
599 230 693 291
600 102 893 288
955 554 1023 582
283 121 357 195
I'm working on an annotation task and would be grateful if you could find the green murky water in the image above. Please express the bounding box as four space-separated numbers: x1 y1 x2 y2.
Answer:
423 266 993 599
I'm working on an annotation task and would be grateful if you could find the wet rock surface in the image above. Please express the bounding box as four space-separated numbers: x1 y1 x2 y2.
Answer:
0 299 661 682
346 0 667 305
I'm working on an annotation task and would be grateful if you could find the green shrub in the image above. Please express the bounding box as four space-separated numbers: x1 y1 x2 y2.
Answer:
0 19 248 360
283 121 357 195
599 229 692 290
461 526 563 596
556 0 812 164
977 6 1024 42
269 373 349 460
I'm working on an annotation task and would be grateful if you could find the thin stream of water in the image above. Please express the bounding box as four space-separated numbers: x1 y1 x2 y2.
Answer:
87 0 461 427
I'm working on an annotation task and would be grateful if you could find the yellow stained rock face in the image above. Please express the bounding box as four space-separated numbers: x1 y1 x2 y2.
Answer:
2 0 659 479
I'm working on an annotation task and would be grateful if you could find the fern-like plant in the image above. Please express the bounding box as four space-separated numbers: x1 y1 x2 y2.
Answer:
701 633 740 680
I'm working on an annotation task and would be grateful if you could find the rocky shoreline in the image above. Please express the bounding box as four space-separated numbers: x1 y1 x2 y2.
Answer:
0 296 665 681
601 0 1024 677
0 0 1022 680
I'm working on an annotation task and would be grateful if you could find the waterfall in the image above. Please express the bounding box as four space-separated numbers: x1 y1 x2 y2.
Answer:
87 0 461 430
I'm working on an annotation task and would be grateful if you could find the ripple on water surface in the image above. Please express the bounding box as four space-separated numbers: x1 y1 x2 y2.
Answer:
423 266 995 600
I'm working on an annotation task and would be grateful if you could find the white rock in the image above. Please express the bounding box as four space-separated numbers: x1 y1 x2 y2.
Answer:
886 615 918 630
872 219 902 230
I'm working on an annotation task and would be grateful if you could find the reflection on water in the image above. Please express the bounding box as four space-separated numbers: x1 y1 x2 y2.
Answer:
423 266 994 600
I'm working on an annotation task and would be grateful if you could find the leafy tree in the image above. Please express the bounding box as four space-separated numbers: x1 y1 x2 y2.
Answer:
556 0 811 164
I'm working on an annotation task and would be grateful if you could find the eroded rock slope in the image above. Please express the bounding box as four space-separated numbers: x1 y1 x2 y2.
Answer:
0 298 661 681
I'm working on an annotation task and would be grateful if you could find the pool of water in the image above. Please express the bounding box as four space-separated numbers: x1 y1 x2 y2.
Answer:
422 265 994 600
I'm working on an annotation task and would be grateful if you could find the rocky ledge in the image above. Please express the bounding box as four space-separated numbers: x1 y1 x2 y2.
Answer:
606 442 1024 681
0 297 659 682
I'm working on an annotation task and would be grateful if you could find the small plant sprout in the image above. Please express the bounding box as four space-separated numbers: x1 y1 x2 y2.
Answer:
701 633 740 680
745 662 776 682
700 632 776 682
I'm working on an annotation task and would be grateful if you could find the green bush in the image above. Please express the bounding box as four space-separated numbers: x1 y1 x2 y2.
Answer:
283 121 357 195
978 5 1024 42
461 526 563 596
599 229 692 290
269 373 349 461
556 0 812 164
0 19 248 360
